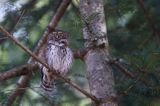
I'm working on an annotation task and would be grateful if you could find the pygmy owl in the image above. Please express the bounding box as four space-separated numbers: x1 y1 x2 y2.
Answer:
38 30 73 92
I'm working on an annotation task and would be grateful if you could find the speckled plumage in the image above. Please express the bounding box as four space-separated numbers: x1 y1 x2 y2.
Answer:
39 31 73 91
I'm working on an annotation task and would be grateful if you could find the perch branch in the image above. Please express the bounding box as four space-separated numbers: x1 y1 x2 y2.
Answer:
0 25 99 104
5 0 71 105
29 0 72 62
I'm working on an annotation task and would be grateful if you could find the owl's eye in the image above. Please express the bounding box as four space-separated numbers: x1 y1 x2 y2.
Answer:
60 40 65 44
60 39 68 46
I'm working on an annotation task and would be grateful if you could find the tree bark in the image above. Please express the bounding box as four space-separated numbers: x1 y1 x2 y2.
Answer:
79 0 118 106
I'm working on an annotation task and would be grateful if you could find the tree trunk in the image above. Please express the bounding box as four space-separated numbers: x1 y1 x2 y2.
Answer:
79 0 118 106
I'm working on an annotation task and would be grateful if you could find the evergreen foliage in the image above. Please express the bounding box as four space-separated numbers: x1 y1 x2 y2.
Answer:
0 0 159 106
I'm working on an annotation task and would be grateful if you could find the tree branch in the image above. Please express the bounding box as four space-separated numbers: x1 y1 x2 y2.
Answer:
108 59 135 78
4 0 72 105
0 0 110 104
137 0 160 46
108 58 151 86
0 26 50 69
73 49 88 60
5 74 31 106
0 50 87 85
0 64 38 81
2 0 111 102
29 0 72 62
0 25 101 103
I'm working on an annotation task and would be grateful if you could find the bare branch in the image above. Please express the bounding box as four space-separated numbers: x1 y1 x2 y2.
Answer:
29 0 72 62
11 10 26 32
73 49 88 60
5 0 72 105
137 0 160 46
0 22 107 105
109 58 151 86
0 26 100 103
108 59 135 78
60 76 98 102
5 74 31 106
1 0 107 104
0 64 38 81
0 26 50 68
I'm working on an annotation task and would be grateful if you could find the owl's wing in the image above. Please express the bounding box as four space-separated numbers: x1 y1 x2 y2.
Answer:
38 45 56 91
40 67 56 91
38 46 45 68
38 45 46 83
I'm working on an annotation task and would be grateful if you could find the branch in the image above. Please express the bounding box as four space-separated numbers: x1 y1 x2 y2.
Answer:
73 49 88 60
5 0 71 105
11 0 37 32
137 0 160 46
29 0 72 62
0 10 25 44
0 26 99 103
0 10 103 106
0 0 37 45
0 64 38 81
1 48 86 83
1 0 102 104
0 26 50 68
5 74 31 106
10 10 26 32
108 58 150 86
108 59 135 78
60 76 98 102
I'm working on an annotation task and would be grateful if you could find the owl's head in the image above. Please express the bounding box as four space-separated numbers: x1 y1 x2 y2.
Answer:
48 31 69 47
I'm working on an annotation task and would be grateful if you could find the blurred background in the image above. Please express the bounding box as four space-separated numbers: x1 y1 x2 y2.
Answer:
0 0 160 106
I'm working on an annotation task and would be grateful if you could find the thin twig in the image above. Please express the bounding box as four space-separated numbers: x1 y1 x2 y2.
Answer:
73 49 88 60
108 59 135 78
122 72 148 95
11 10 26 32
108 58 151 86
0 26 49 68
137 0 160 46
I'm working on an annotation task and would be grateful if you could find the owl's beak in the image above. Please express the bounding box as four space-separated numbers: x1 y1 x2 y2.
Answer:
61 39 69 46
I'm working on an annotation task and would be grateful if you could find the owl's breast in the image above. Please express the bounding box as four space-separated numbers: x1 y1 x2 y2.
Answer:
46 45 73 76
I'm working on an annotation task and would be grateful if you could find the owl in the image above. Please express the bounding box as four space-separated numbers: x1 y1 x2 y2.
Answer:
38 30 73 92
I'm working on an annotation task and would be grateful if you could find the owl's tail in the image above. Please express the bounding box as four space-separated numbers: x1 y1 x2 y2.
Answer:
40 67 56 92
41 79 56 91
